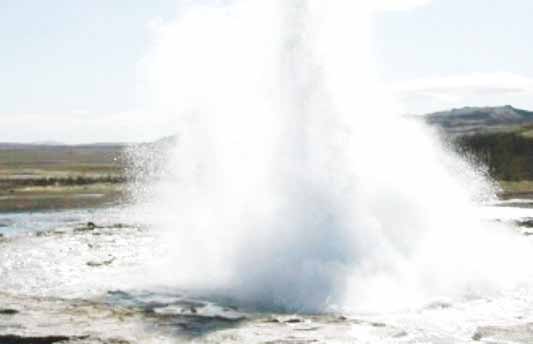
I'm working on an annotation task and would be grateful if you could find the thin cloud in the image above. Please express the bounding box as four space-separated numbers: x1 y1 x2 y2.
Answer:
394 72 533 102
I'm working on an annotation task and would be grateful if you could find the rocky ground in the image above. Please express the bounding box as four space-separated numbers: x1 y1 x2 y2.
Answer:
0 214 409 343
1 206 533 343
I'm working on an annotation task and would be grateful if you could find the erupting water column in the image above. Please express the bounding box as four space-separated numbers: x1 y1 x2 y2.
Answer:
134 0 532 312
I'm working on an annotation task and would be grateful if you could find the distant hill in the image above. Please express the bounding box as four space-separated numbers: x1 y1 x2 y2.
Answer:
423 105 533 136
421 105 533 183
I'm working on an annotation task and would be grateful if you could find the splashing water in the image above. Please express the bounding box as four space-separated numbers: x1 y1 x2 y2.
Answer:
130 0 533 313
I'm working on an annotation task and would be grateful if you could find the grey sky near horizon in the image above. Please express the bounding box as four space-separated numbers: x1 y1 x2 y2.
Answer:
2 0 533 143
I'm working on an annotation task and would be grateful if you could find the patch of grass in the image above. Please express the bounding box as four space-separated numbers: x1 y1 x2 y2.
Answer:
498 180 533 198
515 124 533 139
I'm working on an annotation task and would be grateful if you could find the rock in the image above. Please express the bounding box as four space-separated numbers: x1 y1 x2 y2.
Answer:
75 222 100 232
101 339 131 344
392 330 408 338
34 230 65 237
0 335 87 344
472 332 482 341
0 219 13 227
107 290 130 297
86 257 116 267
223 305 239 311
516 218 533 228
473 323 533 342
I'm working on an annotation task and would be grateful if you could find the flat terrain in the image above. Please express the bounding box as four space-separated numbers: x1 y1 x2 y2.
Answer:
0 144 129 212
0 124 532 213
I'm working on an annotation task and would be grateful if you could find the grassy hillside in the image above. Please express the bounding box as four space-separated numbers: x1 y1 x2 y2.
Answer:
454 127 533 181
424 106 533 197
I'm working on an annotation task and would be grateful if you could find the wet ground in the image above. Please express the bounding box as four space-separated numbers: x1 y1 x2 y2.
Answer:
2 203 533 343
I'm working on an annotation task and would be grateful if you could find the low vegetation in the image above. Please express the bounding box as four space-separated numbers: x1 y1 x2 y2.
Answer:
454 127 533 181
0 144 129 212
424 106 533 196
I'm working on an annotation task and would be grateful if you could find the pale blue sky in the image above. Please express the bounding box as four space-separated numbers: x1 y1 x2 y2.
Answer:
2 0 533 142
0 0 175 116
376 0 533 81
374 0 533 114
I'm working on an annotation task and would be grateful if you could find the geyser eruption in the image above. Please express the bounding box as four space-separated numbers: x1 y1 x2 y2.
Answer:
132 0 533 312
